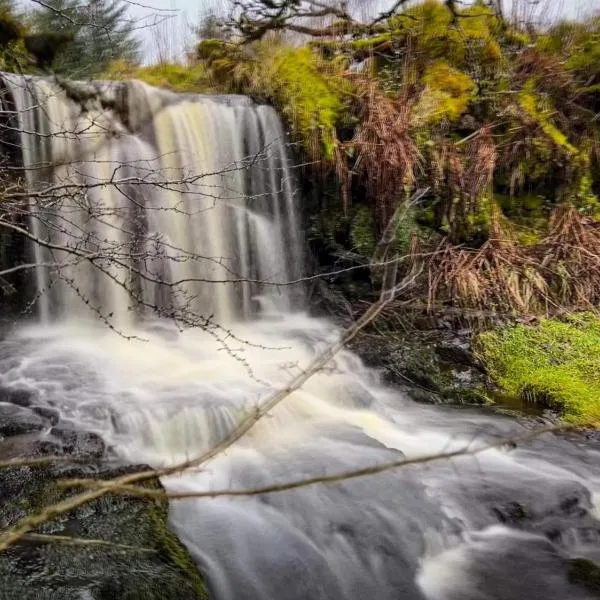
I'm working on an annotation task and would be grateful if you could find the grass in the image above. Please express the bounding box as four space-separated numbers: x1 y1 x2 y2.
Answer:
478 313 600 424
104 59 213 93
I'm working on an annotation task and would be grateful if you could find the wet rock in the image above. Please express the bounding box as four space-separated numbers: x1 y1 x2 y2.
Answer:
49 426 105 458
0 433 62 460
419 528 597 600
568 558 600 594
435 339 475 367
31 406 60 426
0 386 36 407
0 444 209 599
0 403 48 437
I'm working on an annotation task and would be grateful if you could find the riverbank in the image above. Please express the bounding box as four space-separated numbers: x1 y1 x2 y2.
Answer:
315 281 600 428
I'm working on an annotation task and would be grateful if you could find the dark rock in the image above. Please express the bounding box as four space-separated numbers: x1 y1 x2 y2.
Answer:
0 403 48 437
0 386 36 407
568 558 600 594
0 434 62 460
49 426 105 458
31 406 60 426
435 340 475 367
406 386 444 404
0 445 209 599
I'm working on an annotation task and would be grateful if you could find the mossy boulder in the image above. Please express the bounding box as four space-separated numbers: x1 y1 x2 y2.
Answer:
0 445 209 599
345 308 490 405
477 313 600 425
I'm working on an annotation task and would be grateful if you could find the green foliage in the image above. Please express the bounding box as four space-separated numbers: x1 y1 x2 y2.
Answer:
518 79 577 154
390 0 502 70
0 1 34 72
350 205 376 256
196 38 232 61
232 44 349 159
572 168 600 216
478 314 600 424
29 0 140 78
414 60 475 125
105 59 212 93
264 46 348 159
541 18 600 79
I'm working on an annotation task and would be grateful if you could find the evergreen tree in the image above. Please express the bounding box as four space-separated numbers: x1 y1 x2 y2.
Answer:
29 0 140 78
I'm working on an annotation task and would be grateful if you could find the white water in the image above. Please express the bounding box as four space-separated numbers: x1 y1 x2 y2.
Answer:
1 75 600 600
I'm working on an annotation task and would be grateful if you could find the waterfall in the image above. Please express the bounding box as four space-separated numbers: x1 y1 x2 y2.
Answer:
1 74 599 600
2 74 303 328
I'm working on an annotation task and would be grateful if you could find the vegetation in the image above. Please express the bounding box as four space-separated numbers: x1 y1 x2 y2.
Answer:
105 59 213 93
478 313 600 424
28 0 140 77
187 0 600 320
0 1 598 597
176 0 600 424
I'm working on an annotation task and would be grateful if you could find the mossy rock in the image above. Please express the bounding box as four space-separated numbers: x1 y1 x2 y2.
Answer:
568 558 600 594
477 313 600 425
348 312 489 406
0 457 209 600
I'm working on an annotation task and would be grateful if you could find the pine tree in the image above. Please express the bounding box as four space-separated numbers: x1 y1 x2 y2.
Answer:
29 0 140 78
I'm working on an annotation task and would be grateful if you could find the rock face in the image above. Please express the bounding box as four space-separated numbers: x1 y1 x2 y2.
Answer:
0 394 210 600
0 403 48 437
348 314 489 406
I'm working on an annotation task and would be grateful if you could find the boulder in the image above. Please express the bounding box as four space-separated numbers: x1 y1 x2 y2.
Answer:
0 402 48 437
0 444 209 600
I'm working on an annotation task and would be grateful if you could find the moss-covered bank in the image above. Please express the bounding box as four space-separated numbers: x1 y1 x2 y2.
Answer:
478 313 600 425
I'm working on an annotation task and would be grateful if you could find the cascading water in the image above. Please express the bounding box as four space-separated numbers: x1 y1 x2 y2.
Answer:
1 74 600 600
1 74 302 326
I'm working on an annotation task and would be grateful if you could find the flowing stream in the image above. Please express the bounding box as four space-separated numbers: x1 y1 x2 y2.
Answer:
1 75 599 600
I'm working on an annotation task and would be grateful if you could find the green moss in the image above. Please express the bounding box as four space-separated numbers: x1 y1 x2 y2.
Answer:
104 60 212 93
196 39 231 61
146 498 209 599
518 79 577 155
414 60 475 125
390 0 502 69
541 17 600 80
270 47 347 158
568 558 600 593
350 33 393 51
350 205 376 256
232 44 348 159
496 193 550 241
478 313 600 424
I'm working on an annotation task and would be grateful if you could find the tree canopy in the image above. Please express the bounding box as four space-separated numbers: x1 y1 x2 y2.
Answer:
28 0 140 77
